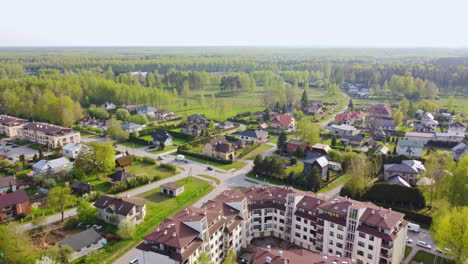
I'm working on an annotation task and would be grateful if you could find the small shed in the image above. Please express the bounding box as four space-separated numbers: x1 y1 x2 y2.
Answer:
160 182 184 196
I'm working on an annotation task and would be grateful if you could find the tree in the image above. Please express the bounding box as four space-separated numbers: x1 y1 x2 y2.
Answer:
331 136 337 147
115 109 131 121
88 105 109 119
295 118 322 145
77 200 97 224
277 131 287 149
392 111 404 127
308 167 321 192
128 114 148 125
447 95 455 112
74 142 116 178
222 249 237 264
45 246 73 264
300 90 308 109
0 224 40 264
197 252 211 264
117 219 135 240
48 186 76 222
159 141 165 150
431 207 468 263
54 142 62 158
447 155 468 207
36 256 58 264
107 118 129 142
340 154 371 199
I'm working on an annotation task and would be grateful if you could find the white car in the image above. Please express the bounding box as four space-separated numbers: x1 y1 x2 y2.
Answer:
129 258 139 264
406 237 413 244
417 240 432 249
436 248 452 256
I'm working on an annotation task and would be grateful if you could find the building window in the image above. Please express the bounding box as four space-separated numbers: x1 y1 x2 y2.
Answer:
330 223 335 228
329 241 333 245
303 227 307 232
357 250 364 256
296 216 301 221
329 249 333 254
330 231 334 237
367 254 372 259
369 236 374 241
368 245 373 250
359 232 366 238
295 232 300 237
296 224 300 229
337 234 343 240
358 241 365 247
336 243 343 248
303 235 307 240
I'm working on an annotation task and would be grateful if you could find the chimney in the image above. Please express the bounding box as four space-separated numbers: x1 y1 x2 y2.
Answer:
172 232 176 237
265 257 272 263
163 230 167 235
283 259 288 264
267 245 271 252
278 251 283 257
371 209 375 214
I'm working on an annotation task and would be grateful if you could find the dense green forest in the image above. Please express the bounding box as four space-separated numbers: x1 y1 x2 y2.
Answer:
0 47 467 126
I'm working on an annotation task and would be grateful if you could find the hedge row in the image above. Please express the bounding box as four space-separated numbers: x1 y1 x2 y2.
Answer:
237 143 262 158
167 130 196 141
427 140 459 148
137 125 179 136
363 183 426 209
128 136 152 146
373 202 432 226
177 149 233 164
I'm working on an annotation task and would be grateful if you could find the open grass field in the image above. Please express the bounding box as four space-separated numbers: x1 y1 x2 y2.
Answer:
81 175 111 193
73 177 213 264
148 138 187 154
117 141 149 149
125 160 176 180
242 144 274 160
404 246 412 259
285 162 304 175
182 155 247 171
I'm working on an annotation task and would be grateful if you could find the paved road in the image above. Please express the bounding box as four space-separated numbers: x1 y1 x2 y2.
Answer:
403 228 448 264
320 92 350 128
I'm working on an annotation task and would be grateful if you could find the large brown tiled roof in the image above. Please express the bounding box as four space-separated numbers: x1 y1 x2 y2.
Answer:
22 122 72 135
251 247 351 264
360 207 404 230
0 190 29 209
0 115 27 126
0 176 16 189
271 113 293 129
93 195 145 216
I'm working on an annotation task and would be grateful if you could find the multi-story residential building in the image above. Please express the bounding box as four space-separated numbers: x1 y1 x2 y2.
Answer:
137 186 407 264
0 115 28 137
0 190 30 221
202 137 235 160
19 122 80 148
383 160 426 186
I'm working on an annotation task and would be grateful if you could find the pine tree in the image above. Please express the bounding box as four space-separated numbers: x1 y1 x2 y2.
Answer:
277 131 287 150
331 136 337 147
301 90 308 109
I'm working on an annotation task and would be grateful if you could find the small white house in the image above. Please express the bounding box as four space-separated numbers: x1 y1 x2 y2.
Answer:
328 161 342 171
121 123 146 133
330 124 357 137
62 143 83 159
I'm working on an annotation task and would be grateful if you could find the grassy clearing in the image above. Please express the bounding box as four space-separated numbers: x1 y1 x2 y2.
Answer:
81 175 111 193
182 155 247 171
318 174 351 194
196 174 221 185
412 250 455 264
117 141 148 149
125 160 176 180
73 177 214 264
231 186 246 189
245 178 260 184
404 246 412 259
285 162 304 175
242 144 274 160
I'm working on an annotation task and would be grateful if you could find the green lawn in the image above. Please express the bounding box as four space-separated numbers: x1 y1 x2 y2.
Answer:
318 174 351 193
182 155 247 171
81 175 111 193
285 162 304 175
28 143 45 151
404 246 412 259
148 138 188 154
73 177 214 264
126 160 176 180
117 141 149 149
245 178 260 184
242 144 274 160
231 186 246 189
196 174 221 185
412 250 455 264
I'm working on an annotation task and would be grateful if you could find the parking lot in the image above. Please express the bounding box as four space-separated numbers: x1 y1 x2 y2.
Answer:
405 226 449 261
0 140 39 161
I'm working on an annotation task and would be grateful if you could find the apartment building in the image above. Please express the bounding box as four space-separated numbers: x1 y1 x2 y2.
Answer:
137 186 407 264
19 122 81 148
0 115 28 137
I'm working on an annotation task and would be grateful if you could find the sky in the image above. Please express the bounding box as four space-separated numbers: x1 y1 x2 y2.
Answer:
2 0 468 47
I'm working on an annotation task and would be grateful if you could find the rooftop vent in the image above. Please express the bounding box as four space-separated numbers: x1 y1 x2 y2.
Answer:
278 250 283 256
278 195 282 198
172 232 176 237
267 245 271 251
322 256 328 261
266 257 272 263
163 230 167 235
303 202 307 206
371 210 375 214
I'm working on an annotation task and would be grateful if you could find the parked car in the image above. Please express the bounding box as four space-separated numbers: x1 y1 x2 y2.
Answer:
417 240 432 249
157 156 163 161
406 237 413 244
408 223 420 233
129 258 139 264
175 154 185 161
184 160 189 163
207 166 213 171
436 248 452 256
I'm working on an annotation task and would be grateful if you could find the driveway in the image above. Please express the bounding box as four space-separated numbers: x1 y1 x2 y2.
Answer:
403 228 447 264
0 140 39 161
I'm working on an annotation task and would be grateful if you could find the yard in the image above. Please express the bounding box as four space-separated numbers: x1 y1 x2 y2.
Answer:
182 154 247 171
196 174 221 185
242 144 274 160
148 138 187 154
73 177 214 264
411 250 455 264
117 141 149 149
285 162 304 175
318 173 351 194
125 160 177 180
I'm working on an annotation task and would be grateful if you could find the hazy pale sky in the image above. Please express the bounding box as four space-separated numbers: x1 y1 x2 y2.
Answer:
2 0 468 47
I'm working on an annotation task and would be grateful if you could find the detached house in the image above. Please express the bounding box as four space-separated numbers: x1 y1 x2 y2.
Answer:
236 129 268 143
62 143 83 159
448 122 467 133
0 115 27 137
285 139 308 153
452 143 468 161
305 100 323 115
202 137 235 160
330 124 357 137
367 119 397 132
94 194 146 226
270 113 296 132
121 123 146 133
384 160 426 186
368 104 392 118
136 105 158 117
303 152 328 178
151 130 173 146
101 101 116 110
0 190 30 221
59 229 107 261
0 176 16 194
181 114 208 136
335 111 366 125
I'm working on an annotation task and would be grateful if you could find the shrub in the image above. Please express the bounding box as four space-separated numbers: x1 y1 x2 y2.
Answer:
142 156 156 165
290 157 297 165
64 218 80 230
159 163 177 172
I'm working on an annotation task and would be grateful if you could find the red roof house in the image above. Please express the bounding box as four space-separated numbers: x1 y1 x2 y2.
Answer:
270 113 296 132
0 190 30 221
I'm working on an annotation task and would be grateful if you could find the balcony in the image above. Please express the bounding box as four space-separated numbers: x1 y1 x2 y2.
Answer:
380 250 392 259
381 243 392 250
317 228 324 235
